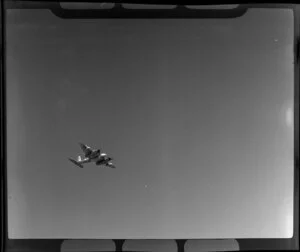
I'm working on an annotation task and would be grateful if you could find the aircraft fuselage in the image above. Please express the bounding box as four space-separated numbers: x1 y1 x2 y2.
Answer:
88 149 101 160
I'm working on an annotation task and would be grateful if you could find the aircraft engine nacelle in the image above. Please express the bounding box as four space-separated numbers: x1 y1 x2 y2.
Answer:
96 159 103 165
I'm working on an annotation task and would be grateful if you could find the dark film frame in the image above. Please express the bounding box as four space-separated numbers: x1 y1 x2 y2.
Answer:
1 1 299 251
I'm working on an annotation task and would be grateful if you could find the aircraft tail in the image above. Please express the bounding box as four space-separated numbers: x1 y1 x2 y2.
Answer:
68 158 84 168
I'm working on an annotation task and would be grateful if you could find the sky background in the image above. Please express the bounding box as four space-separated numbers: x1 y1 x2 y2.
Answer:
6 8 294 239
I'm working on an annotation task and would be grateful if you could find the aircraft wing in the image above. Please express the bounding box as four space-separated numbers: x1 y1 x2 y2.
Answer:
68 158 84 168
79 143 93 157
105 162 116 169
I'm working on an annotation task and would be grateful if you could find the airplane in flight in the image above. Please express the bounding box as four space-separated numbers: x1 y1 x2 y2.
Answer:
68 143 116 169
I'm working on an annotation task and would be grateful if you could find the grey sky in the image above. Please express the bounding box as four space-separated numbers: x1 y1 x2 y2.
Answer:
6 8 294 238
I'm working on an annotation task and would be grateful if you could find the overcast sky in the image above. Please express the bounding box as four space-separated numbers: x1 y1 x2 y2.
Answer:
6 8 294 239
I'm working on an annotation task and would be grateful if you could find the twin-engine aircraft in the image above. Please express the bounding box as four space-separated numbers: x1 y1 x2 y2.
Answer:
69 143 115 169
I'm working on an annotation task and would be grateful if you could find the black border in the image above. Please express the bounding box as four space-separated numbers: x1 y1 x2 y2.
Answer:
1 1 299 251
